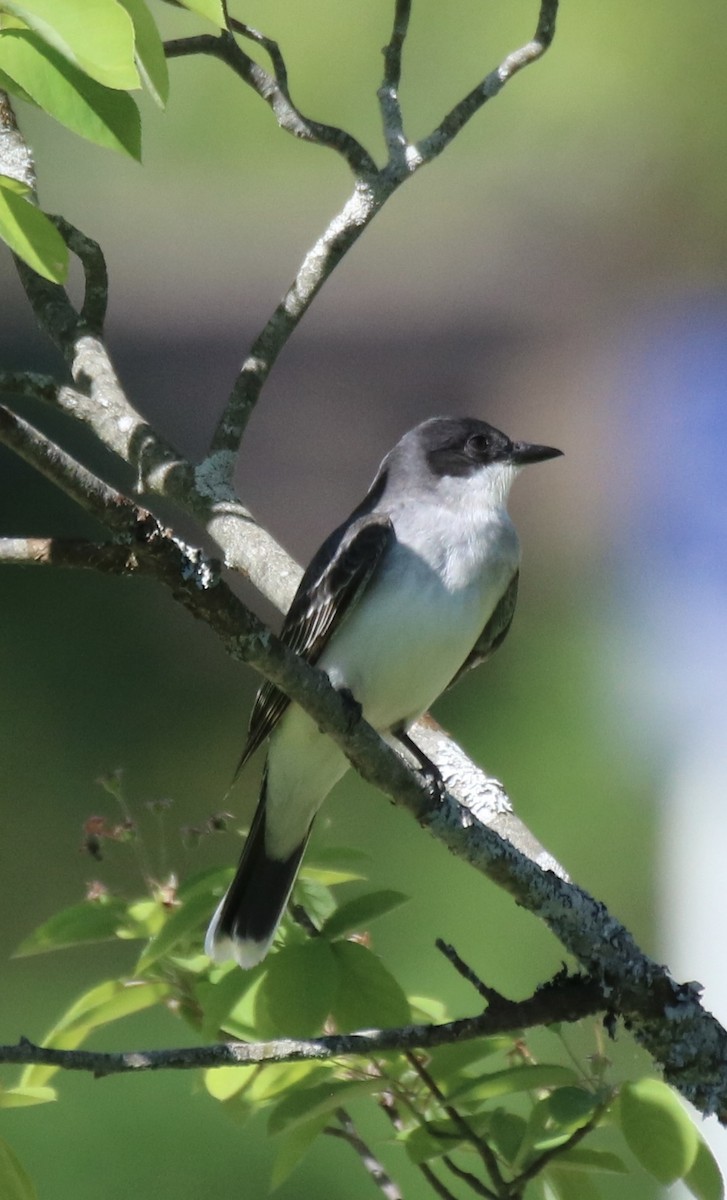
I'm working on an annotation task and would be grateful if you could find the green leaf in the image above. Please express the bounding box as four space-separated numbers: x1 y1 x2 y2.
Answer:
0 1139 37 1200
0 31 141 157
175 0 224 27
408 995 450 1023
121 898 164 938
619 1078 700 1185
331 941 410 1030
489 1108 527 1165
271 1114 328 1190
13 896 128 955
18 980 168 1088
0 0 138 89
116 0 167 106
684 1135 725 1200
197 962 263 1040
300 847 369 887
400 1119 468 1164
427 1036 515 1086
0 1085 56 1108
556 1148 628 1174
449 1063 579 1105
290 877 336 928
299 866 366 886
135 889 213 973
545 1087 600 1132
544 1166 602 1200
218 970 268 1040
65 979 169 1029
256 941 339 1038
244 1062 328 1105
321 890 409 940
203 1067 248 1103
268 1078 380 1136
0 177 67 281
0 62 32 101
0 171 30 194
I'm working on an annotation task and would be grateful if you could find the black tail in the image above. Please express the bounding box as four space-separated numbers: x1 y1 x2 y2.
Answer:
205 782 310 968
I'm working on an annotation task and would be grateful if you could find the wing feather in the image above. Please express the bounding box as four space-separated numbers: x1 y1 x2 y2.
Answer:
447 570 519 690
236 512 394 773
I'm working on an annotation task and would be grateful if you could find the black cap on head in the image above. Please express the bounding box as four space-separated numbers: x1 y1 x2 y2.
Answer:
416 417 562 479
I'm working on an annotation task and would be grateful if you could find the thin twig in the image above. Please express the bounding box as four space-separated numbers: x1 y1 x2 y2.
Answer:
0 406 129 526
406 1052 506 1195
326 1108 402 1200
208 180 383 458
417 0 559 163
418 1163 460 1200
0 371 86 409
0 537 140 573
436 940 502 1005
50 216 108 335
164 32 377 177
514 1105 606 1190
442 1156 496 1199
378 0 412 163
378 1089 461 1200
0 971 611 1078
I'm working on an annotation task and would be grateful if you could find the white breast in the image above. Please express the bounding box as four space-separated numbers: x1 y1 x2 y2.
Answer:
320 502 520 731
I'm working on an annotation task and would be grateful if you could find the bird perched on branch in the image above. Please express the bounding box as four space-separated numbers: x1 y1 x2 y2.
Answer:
205 416 562 968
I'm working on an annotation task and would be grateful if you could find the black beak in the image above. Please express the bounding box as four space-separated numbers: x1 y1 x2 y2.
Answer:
510 441 563 465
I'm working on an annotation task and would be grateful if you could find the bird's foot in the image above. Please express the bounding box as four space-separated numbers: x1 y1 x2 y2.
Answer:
337 686 363 734
393 728 446 802
417 759 446 803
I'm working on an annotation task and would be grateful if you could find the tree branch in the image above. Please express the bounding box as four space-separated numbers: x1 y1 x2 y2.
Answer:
441 1157 496 1200
3 402 727 1120
416 0 559 164
164 31 377 178
0 537 142 573
7 5 725 1132
378 0 412 164
327 1108 403 1200
4 395 727 1121
49 216 108 335
207 179 384 458
183 1 560 467
0 972 607 1077
0 89 35 190
406 1052 505 1195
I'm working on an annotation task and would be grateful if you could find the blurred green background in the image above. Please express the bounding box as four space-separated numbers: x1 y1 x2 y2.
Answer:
2 1 727 1196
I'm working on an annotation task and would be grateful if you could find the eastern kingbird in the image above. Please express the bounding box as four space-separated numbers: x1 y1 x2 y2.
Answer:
205 416 562 967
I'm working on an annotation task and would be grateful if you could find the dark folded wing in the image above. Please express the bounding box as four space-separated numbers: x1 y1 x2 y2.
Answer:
236 512 394 773
447 570 519 690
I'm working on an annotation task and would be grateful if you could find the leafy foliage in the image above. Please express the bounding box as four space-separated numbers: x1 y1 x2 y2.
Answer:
1 5 725 1198
2 782 722 1199
0 173 67 280
0 0 223 276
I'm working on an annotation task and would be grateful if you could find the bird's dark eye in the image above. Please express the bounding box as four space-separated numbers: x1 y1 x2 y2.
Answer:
466 433 491 458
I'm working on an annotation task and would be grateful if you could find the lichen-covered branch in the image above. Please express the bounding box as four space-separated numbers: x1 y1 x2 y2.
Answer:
326 1110 403 1200
0 89 35 190
417 0 559 163
8 0 726 1131
164 32 377 177
378 0 412 163
207 180 384 456
0 974 607 1078
164 1 560 468
3 468 727 1118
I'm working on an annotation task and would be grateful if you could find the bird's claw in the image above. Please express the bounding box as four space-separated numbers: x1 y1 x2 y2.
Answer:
418 761 446 802
337 686 363 733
